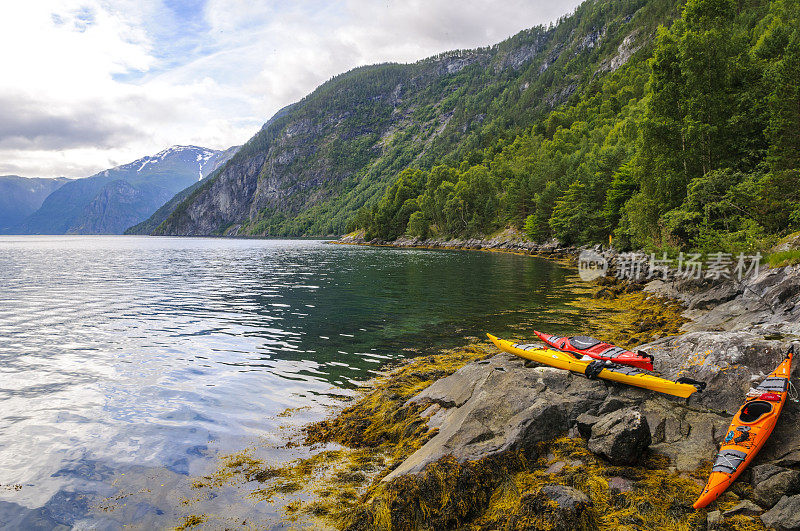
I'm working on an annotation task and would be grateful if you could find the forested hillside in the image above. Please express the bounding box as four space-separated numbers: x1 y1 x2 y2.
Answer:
149 0 675 237
359 0 800 252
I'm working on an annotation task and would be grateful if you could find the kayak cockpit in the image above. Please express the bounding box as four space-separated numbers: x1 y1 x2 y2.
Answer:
738 400 774 424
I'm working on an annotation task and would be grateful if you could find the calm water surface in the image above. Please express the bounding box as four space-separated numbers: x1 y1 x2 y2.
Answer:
0 236 589 529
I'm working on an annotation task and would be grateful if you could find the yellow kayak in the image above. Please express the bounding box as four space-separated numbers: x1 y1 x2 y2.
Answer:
487 334 704 399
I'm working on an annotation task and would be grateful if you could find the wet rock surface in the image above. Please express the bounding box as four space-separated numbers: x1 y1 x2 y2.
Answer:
384 356 609 480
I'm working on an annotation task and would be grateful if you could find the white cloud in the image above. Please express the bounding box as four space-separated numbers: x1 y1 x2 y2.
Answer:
0 0 581 178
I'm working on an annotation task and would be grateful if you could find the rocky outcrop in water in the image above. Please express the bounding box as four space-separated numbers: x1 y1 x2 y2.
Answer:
340 227 571 256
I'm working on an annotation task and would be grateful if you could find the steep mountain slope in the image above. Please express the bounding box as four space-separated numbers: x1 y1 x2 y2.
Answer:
0 176 68 233
151 0 676 237
15 146 237 235
360 0 799 253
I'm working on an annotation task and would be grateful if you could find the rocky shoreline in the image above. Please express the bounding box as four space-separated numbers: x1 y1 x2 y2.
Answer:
323 231 800 530
172 233 800 530
336 228 580 259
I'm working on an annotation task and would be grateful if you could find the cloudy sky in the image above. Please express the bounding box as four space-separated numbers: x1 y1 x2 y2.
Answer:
0 0 582 178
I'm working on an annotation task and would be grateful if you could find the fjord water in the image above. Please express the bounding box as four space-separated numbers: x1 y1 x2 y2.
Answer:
0 236 588 528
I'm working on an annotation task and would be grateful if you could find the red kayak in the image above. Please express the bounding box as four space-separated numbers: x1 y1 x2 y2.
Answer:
534 331 655 371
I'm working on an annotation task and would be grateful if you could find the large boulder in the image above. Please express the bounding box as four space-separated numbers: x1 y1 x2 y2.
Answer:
642 398 730 471
587 409 651 465
761 494 800 530
751 464 800 508
576 412 599 439
384 353 611 480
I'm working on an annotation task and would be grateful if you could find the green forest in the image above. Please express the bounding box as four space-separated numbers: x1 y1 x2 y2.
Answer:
354 0 800 253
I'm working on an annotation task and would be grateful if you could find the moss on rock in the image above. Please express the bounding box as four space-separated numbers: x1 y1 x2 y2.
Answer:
304 343 495 462
169 266 768 530
337 437 766 530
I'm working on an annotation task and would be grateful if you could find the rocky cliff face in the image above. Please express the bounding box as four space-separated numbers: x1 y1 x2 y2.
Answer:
150 0 664 237
66 180 174 235
124 145 240 235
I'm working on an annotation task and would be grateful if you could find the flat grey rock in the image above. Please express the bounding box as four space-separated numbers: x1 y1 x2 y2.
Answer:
385 354 609 480
722 499 762 517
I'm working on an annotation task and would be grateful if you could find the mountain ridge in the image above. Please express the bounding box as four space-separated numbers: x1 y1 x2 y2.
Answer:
0 176 69 234
125 145 241 235
12 145 238 235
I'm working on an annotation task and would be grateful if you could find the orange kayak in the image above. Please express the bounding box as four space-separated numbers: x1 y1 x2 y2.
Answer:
694 346 795 509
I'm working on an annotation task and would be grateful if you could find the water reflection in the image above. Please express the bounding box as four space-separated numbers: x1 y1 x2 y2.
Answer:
0 236 587 528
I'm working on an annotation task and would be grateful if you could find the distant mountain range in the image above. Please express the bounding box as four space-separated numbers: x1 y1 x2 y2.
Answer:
0 176 69 233
124 145 239 235
8 145 238 235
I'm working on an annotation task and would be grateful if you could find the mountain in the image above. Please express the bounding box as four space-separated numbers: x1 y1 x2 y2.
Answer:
148 0 677 237
147 0 798 252
15 146 237 235
0 176 68 233
124 145 240 235
356 0 800 253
